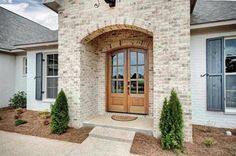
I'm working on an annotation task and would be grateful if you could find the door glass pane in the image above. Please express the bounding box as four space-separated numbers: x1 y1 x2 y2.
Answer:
138 66 144 79
226 75 236 107
130 66 137 79
112 81 117 93
118 53 124 65
112 67 117 79
138 80 144 94
117 81 124 93
138 52 144 65
225 39 236 73
130 81 137 94
112 55 117 66
130 52 137 65
118 66 124 79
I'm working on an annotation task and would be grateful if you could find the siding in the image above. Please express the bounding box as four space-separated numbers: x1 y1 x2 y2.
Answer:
191 28 236 128
0 53 15 108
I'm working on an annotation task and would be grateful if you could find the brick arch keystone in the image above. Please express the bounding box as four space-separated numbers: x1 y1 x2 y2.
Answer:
81 18 154 44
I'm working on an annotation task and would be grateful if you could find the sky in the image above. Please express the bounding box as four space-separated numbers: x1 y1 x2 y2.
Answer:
0 0 58 30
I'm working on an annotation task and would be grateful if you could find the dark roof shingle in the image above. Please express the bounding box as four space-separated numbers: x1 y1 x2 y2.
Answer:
191 0 236 25
0 6 57 50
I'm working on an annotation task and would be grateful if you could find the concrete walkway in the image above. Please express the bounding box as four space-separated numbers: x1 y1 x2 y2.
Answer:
0 131 138 156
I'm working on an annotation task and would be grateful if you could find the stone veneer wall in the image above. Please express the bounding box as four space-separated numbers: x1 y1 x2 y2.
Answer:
58 0 192 142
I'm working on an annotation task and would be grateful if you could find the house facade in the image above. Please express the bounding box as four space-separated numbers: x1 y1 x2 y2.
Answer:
1 0 236 143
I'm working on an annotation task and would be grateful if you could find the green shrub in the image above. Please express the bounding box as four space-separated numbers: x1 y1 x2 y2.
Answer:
203 137 217 147
159 89 184 151
50 89 69 134
15 119 27 126
9 91 26 108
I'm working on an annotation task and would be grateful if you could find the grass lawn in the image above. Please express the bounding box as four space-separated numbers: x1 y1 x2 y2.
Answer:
0 107 92 143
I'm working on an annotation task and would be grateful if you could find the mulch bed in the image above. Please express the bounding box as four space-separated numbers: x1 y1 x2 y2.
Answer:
0 107 93 144
131 125 236 156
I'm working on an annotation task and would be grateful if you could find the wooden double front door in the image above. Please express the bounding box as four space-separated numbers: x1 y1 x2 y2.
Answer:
107 48 148 114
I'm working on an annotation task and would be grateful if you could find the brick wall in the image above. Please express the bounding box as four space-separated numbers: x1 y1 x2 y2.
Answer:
58 0 192 142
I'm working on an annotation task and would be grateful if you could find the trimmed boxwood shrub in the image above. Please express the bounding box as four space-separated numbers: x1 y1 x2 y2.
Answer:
159 89 184 151
9 91 26 108
50 89 69 134
15 119 27 126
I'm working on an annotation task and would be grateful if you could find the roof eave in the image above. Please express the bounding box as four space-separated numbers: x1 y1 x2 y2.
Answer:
14 41 58 49
191 0 197 14
43 0 63 13
191 19 236 30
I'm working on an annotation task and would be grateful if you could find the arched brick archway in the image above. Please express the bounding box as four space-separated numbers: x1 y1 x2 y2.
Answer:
80 18 154 43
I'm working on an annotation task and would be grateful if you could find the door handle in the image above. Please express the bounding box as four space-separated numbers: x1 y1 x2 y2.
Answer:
127 81 130 95
200 73 209 77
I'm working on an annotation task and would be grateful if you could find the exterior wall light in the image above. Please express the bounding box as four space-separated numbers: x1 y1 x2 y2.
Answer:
94 0 116 8
104 0 116 7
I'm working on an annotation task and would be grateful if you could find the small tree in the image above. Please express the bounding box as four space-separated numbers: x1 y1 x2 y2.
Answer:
159 89 184 151
50 89 69 134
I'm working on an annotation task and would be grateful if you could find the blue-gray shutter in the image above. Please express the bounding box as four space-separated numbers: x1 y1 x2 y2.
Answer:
206 37 224 111
35 53 43 100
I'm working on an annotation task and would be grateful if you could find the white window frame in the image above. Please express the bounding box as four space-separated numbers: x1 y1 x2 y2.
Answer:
224 37 236 113
44 52 58 101
23 57 27 76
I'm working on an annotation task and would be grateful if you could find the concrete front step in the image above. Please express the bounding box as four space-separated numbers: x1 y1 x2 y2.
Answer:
83 115 153 135
89 126 135 143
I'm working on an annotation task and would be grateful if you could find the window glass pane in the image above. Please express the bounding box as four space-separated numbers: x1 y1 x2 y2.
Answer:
54 64 58 76
138 80 144 94
54 54 58 76
226 91 236 107
130 81 137 94
47 77 58 98
23 57 27 74
47 65 54 76
117 66 124 79
111 81 117 93
25 58 27 74
225 57 236 73
225 39 236 73
117 81 124 93
112 55 117 66
47 54 53 65
118 53 124 65
138 52 144 65
112 67 117 79
54 54 58 64
130 66 137 79
138 66 144 79
226 75 236 108
130 52 137 65
226 75 236 90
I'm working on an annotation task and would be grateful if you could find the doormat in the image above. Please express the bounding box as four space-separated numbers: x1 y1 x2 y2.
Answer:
111 115 138 121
